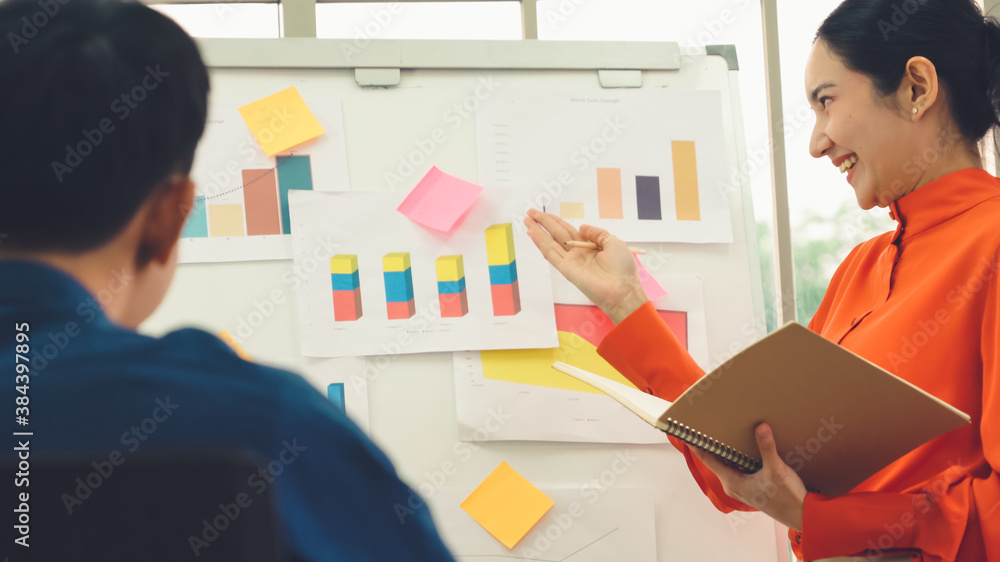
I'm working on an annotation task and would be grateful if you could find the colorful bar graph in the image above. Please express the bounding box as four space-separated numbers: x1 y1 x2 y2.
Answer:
672 141 701 221
383 252 415 320
243 168 281 236
559 202 585 219
327 383 346 411
596 168 623 220
182 195 209 238
277 155 314 235
208 204 246 237
485 224 521 316
636 176 662 220
331 254 363 322
436 255 469 318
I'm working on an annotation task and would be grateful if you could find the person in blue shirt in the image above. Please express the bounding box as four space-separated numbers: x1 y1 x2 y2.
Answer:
0 0 455 559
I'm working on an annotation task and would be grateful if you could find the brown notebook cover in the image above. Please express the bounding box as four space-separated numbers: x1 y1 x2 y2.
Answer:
553 322 971 496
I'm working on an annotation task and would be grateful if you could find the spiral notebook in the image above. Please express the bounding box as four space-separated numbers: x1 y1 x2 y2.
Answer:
552 322 971 496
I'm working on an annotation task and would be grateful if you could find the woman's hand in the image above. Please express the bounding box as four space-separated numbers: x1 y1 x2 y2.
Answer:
690 423 807 531
523 209 648 324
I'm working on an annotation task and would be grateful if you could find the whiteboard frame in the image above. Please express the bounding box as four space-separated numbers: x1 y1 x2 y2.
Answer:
163 38 775 560
198 38 681 70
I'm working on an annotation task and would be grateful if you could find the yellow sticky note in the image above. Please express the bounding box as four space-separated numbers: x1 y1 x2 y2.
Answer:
238 87 325 156
460 462 554 549
217 330 252 361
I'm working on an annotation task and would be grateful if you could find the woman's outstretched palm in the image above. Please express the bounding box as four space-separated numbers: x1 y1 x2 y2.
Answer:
523 209 648 324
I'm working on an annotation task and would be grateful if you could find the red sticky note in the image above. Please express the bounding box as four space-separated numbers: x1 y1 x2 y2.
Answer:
398 167 484 232
634 255 667 302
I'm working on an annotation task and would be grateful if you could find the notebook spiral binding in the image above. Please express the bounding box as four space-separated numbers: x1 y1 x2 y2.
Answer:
662 417 763 473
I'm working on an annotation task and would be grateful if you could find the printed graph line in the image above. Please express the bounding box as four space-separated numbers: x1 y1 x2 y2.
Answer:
204 169 274 201
203 184 247 201
241 169 273 189
457 527 619 562
201 154 311 202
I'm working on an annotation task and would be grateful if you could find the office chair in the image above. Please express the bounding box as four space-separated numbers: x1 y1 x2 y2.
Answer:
4 448 286 561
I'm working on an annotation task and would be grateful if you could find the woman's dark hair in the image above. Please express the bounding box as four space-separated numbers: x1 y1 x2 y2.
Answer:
0 0 209 253
817 0 1000 143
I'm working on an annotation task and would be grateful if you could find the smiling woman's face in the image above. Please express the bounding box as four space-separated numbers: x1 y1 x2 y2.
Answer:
805 40 920 210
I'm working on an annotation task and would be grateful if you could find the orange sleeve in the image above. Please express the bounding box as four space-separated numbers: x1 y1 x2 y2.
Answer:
791 256 1000 562
794 468 1000 560
597 302 754 514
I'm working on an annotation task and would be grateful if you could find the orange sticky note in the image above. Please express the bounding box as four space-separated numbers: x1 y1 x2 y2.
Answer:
460 462 554 549
238 87 325 156
634 255 667 302
217 330 252 361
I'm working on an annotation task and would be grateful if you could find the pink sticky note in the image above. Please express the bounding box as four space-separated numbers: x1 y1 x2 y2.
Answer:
397 167 485 232
634 254 668 302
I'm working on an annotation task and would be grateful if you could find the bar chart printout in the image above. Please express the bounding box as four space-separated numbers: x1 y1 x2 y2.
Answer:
181 156 315 238
331 254 363 322
485 224 521 316
475 88 734 243
383 252 416 320
290 190 558 357
436 255 469 318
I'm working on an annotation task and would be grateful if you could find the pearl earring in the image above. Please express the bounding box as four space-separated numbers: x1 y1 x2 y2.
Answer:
912 107 918 114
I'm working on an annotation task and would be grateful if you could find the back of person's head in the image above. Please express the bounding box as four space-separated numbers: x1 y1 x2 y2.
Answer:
0 0 209 254
817 0 1000 144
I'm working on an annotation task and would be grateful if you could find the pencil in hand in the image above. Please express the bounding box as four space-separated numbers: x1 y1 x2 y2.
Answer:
564 240 646 255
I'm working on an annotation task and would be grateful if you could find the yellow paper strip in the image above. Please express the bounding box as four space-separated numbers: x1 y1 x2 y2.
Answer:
217 330 252 361
481 331 640 394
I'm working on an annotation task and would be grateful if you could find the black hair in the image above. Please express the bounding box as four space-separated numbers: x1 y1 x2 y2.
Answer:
817 0 1000 143
0 0 209 252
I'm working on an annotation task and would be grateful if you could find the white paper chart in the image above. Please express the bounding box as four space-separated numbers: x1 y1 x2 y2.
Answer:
476 88 733 243
289 189 558 357
179 94 350 263
454 274 709 444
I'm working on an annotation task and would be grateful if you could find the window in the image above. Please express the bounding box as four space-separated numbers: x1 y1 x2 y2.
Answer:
151 3 280 38
315 2 522 40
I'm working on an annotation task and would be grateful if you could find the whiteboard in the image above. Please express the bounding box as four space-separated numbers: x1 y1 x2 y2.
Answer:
141 39 779 561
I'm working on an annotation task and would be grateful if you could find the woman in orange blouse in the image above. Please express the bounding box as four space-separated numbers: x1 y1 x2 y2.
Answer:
525 1 999 560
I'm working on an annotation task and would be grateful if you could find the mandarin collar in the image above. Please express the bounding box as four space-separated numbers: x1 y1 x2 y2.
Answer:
887 168 1000 243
